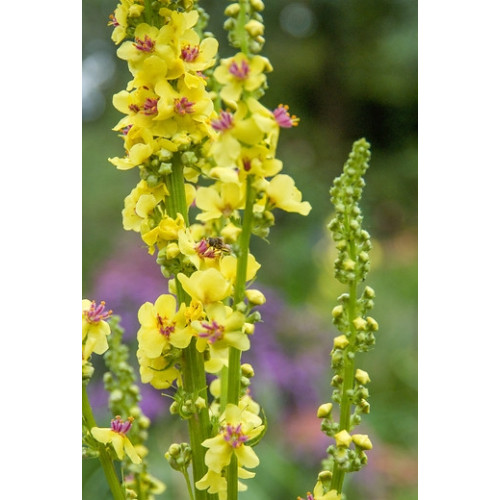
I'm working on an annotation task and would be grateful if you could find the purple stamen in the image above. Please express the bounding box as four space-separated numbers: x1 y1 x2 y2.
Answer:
181 44 200 62
111 416 133 434
174 97 195 115
229 59 250 80
133 35 155 53
223 423 249 448
199 320 224 344
157 315 176 338
142 98 158 115
211 111 234 132
85 301 112 323
273 104 299 128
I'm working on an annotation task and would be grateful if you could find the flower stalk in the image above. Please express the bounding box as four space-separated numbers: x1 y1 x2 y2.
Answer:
82 386 126 500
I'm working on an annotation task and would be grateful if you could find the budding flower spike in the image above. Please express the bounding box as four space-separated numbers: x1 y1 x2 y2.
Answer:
312 139 377 497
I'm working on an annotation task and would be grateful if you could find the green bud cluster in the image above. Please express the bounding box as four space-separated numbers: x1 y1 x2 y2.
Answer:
328 138 372 285
315 139 378 495
224 0 266 54
165 442 193 471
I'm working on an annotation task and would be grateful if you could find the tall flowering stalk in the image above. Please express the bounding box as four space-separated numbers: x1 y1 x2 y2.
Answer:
299 139 377 500
103 1 310 499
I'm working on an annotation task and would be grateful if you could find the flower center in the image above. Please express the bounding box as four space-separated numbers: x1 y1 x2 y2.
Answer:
157 315 176 337
120 124 132 137
85 301 112 323
222 423 248 448
211 111 234 132
134 35 155 53
229 59 250 80
174 97 195 115
273 104 299 128
199 320 225 344
142 98 158 115
111 415 133 435
181 44 200 62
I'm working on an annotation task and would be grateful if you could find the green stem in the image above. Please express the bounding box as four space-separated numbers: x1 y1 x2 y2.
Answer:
225 176 255 500
82 386 125 500
331 275 358 493
182 467 196 500
235 0 250 55
165 155 213 500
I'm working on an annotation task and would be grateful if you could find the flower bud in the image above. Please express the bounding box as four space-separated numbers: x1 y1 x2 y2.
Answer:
355 369 371 385
250 0 265 11
331 305 343 318
245 20 264 37
317 403 333 418
366 317 379 331
241 363 255 378
352 434 373 450
334 335 349 349
224 3 240 17
334 430 353 447
245 289 266 305
352 317 367 330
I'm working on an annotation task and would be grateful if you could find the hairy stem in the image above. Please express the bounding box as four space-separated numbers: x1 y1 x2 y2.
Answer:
165 155 213 500
225 176 254 500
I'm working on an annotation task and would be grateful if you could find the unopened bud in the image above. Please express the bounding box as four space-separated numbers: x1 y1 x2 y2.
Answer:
224 3 240 17
317 403 333 418
353 317 367 330
245 20 264 37
355 369 371 385
245 289 266 305
352 434 373 450
334 335 349 349
331 305 343 318
334 430 352 447
241 363 255 378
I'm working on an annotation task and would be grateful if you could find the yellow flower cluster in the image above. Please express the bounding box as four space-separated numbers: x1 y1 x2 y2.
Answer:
107 0 312 495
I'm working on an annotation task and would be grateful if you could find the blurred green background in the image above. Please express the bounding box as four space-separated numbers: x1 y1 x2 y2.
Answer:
83 1 417 499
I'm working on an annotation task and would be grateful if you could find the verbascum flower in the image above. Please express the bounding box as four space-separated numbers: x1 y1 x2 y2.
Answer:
137 349 181 389
82 299 112 361
200 403 264 474
257 174 312 216
196 466 255 498
191 302 249 373
137 294 193 357
91 416 142 464
177 268 232 305
298 482 341 500
195 182 246 222
214 52 272 106
122 180 168 232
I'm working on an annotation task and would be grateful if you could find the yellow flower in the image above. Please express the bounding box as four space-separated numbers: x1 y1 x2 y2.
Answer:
195 182 245 222
137 294 193 357
261 174 312 216
214 52 272 105
141 212 185 252
201 403 264 473
116 23 183 85
91 416 142 464
177 268 232 305
82 299 112 361
219 254 260 285
191 302 249 372
195 466 255 498
298 483 341 500
137 349 181 389
122 180 168 232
